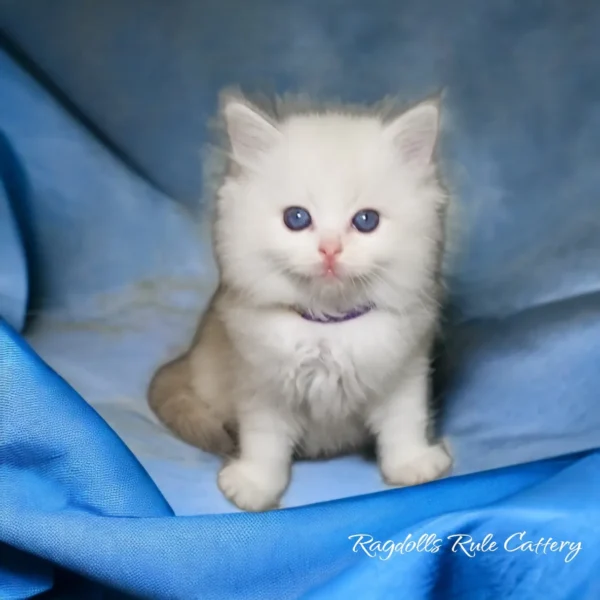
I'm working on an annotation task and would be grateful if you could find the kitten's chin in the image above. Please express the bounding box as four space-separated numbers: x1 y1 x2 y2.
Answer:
289 264 372 295
293 274 373 312
290 269 347 290
316 270 344 284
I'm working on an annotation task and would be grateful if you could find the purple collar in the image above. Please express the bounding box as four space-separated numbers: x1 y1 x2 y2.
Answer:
297 304 374 323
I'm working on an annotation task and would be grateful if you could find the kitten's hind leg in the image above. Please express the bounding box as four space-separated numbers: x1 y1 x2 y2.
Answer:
148 355 236 456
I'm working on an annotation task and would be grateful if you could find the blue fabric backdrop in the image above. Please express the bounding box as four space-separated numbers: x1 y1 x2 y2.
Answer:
1 1 600 598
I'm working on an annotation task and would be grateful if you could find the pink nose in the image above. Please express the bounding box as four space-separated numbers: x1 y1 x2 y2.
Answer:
318 240 343 266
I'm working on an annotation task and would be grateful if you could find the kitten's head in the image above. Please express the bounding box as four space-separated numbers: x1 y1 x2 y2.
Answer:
214 94 447 315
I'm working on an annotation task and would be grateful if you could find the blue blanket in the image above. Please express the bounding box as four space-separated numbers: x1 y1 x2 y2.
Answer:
1 1 600 598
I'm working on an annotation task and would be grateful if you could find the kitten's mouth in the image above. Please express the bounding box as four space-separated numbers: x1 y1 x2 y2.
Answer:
289 264 344 283
288 262 366 288
321 266 340 280
315 259 350 281
288 266 372 315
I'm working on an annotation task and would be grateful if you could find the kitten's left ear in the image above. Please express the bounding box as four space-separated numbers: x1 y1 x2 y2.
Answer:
383 99 440 168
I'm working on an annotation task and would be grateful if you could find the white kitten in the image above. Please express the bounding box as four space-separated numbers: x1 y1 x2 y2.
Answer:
149 92 452 511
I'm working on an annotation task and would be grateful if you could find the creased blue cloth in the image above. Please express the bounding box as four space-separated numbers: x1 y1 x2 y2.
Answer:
0 158 27 332
2 321 600 599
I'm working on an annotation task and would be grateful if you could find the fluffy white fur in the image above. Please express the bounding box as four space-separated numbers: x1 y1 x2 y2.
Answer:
149 93 452 511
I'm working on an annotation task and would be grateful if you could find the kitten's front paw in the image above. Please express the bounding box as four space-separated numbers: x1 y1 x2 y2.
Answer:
218 460 288 512
381 443 452 487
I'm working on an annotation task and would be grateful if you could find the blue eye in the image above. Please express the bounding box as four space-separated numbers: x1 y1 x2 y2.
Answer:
352 209 380 233
283 206 312 231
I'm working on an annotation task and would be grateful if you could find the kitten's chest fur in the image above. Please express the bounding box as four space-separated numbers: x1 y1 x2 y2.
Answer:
224 307 408 457
230 308 405 415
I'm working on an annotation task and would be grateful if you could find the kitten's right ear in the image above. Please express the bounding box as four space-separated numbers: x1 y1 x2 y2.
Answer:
222 98 281 169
